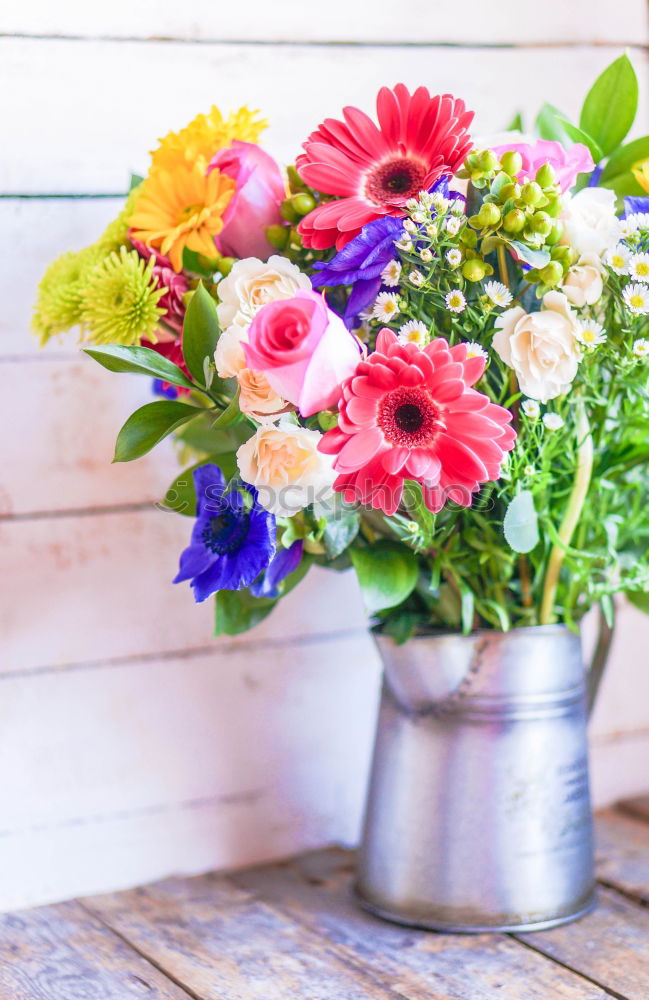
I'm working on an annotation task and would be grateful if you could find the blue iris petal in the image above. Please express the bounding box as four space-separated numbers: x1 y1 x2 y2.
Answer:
173 463 276 604
250 540 304 599
623 196 649 218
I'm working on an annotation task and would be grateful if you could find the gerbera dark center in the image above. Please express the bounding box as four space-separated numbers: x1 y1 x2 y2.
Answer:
202 509 250 555
364 157 427 206
379 387 442 447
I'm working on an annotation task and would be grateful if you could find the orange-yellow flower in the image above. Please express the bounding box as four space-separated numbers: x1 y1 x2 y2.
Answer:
151 105 267 172
128 165 236 272
632 160 649 194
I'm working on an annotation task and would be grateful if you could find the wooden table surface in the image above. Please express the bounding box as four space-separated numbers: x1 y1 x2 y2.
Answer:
3 798 649 1000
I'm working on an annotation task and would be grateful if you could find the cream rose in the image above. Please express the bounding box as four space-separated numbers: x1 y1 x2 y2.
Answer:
216 255 311 332
561 188 621 258
493 291 581 402
214 320 287 420
237 420 336 517
562 253 604 307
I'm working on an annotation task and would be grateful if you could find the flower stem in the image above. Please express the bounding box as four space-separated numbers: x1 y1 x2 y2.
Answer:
540 399 594 625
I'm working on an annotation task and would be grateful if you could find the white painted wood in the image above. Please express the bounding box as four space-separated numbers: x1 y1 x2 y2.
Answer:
2 39 647 193
591 733 649 809
2 0 647 45
0 635 381 912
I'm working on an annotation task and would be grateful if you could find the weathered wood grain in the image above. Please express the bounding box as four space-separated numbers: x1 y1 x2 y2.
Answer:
83 875 408 1000
230 848 610 1000
3 0 647 45
596 810 649 904
3 39 647 193
617 796 649 825
0 898 191 1000
516 885 649 1000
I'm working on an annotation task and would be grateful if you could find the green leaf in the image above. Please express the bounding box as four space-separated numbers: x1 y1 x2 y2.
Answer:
182 247 220 278
350 542 418 615
161 453 239 516
600 135 649 184
599 170 646 200
113 401 200 463
535 103 570 143
84 345 195 390
503 490 539 553
579 53 639 157
129 173 143 191
214 589 277 637
506 111 524 133
321 507 361 559
626 590 649 615
211 388 242 430
459 582 475 635
554 117 603 164
506 241 550 269
174 415 251 456
182 282 221 385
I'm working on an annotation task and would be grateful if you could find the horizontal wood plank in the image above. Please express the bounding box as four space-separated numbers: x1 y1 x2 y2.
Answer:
83 875 405 1000
3 0 647 45
0 898 190 1000
231 848 611 1000
3 39 647 193
618 796 649 824
596 810 649 904
516 885 649 1000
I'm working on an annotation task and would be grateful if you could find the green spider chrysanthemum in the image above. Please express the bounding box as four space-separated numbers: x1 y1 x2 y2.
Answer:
31 245 105 345
95 185 142 253
80 246 167 346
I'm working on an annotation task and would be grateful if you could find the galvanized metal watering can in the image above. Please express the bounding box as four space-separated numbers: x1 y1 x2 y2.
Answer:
356 625 596 932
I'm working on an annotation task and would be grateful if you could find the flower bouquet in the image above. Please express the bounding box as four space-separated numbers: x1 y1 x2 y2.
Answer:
34 53 649 930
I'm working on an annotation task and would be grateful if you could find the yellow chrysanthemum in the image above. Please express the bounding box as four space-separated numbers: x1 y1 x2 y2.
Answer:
151 105 267 172
128 165 236 272
80 247 167 346
32 245 104 345
632 160 649 194
95 184 142 253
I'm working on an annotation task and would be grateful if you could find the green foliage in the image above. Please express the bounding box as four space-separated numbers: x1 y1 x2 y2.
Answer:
214 556 312 636
503 491 540 554
350 543 418 614
113 401 200 463
579 53 638 157
84 344 195 389
181 282 221 385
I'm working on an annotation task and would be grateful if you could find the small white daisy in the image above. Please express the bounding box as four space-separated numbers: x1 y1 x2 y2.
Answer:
445 289 466 314
409 269 425 287
445 216 462 236
605 243 631 275
446 248 463 268
619 216 639 238
523 464 536 477
543 413 564 431
395 235 414 253
398 320 429 346
406 198 419 212
418 190 433 207
626 212 649 233
521 400 540 420
450 199 465 217
381 259 402 287
633 338 649 359
425 223 438 238
623 283 649 315
403 218 418 234
464 341 488 361
431 193 450 212
372 291 401 323
411 211 426 225
419 247 433 263
575 319 606 348
628 252 649 283
484 280 513 308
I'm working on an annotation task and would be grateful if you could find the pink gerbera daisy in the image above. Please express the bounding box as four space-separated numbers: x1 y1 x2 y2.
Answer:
319 330 516 515
296 85 474 251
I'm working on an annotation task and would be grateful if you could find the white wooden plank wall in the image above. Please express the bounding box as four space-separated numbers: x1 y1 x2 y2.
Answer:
1 0 648 911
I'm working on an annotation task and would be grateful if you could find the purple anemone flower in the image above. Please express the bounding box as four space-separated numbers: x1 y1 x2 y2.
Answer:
624 196 649 218
250 540 303 599
174 464 276 603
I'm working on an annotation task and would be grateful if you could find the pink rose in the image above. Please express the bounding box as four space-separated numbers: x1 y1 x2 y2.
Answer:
208 140 285 261
244 290 361 417
492 139 594 193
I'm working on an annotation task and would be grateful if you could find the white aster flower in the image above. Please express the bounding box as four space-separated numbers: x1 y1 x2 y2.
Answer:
445 289 466 314
398 320 429 346
450 199 466 216
425 223 438 237
446 248 463 268
411 211 426 224
628 252 649 283
605 244 631 275
633 338 649 359
543 413 564 431
618 217 638 239
522 399 541 420
629 213 649 231
381 259 402 287
464 341 487 361
524 464 536 477
373 291 401 322
623 283 649 315
409 269 425 287
445 216 462 236
395 234 414 252
431 193 450 212
419 247 433 263
418 190 433 207
406 198 419 211
403 218 417 234
575 319 606 348
484 280 513 308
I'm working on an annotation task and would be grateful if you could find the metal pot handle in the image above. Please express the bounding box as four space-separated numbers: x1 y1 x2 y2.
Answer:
587 604 615 716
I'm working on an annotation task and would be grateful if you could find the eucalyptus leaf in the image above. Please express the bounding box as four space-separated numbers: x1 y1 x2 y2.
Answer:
113 401 200 463
579 53 639 157
503 490 540 554
182 282 221 385
506 241 550 269
321 508 361 559
84 345 195 390
350 542 418 614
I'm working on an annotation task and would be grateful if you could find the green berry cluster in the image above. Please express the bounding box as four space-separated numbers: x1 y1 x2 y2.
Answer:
266 165 318 251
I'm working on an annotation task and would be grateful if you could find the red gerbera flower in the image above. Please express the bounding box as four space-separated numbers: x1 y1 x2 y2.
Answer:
296 85 474 251
319 330 516 515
